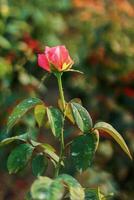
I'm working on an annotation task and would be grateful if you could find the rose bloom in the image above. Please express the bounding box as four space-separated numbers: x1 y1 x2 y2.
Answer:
38 45 74 72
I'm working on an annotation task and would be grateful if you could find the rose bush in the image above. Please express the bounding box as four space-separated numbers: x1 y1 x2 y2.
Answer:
0 45 132 199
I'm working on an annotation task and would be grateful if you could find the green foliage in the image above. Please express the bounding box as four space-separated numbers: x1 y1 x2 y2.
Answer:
0 133 28 147
7 98 43 131
57 174 85 200
71 102 93 133
71 134 99 171
31 176 53 200
7 143 34 174
0 0 133 199
47 107 64 138
42 144 62 166
34 104 46 127
85 188 103 200
32 153 48 177
94 121 132 159
30 174 85 200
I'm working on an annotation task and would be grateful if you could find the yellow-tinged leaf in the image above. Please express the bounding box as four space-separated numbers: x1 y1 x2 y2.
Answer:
58 98 82 124
92 129 99 152
70 98 82 105
94 122 132 160
58 99 75 124
34 104 46 127
65 103 75 124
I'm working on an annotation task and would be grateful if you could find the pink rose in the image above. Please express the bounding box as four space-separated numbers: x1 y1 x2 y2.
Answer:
38 45 74 72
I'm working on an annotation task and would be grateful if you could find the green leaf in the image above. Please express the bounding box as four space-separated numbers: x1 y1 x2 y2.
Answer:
31 176 64 200
66 69 84 74
94 122 132 159
32 153 48 177
0 133 28 147
92 129 100 152
42 144 62 166
47 107 64 137
85 188 101 200
70 98 82 105
71 103 93 133
47 179 64 200
0 35 11 49
7 97 43 131
31 176 53 200
7 143 34 174
31 174 84 200
57 174 85 200
58 98 82 124
41 143 56 153
71 134 98 171
34 104 46 127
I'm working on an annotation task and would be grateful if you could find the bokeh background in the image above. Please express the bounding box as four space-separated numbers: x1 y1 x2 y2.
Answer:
0 0 134 199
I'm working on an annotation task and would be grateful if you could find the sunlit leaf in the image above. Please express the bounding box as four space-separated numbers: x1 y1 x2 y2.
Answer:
57 174 85 200
92 129 100 152
0 133 28 147
31 176 53 200
94 122 132 159
41 143 62 165
48 179 64 200
0 35 11 49
58 100 73 124
41 143 56 153
7 98 43 131
7 143 34 174
31 176 64 200
66 69 84 74
32 153 48 177
47 107 64 137
71 103 93 133
71 134 98 171
34 104 46 127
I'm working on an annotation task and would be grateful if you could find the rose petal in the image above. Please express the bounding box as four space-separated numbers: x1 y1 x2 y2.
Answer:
38 54 50 72
43 45 74 71
45 46 61 70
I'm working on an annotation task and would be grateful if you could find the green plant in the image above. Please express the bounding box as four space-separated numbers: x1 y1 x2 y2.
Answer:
1 45 132 200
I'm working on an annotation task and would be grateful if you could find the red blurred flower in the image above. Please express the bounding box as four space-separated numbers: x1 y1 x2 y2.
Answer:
124 87 134 98
23 33 40 52
38 45 74 72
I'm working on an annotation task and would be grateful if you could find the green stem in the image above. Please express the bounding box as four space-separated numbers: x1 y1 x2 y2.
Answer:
56 73 66 110
54 72 65 177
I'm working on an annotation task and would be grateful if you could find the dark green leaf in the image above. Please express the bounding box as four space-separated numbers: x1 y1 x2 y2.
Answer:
32 153 48 177
85 188 101 200
71 134 98 171
47 107 64 137
71 103 93 133
7 97 43 131
7 143 34 174
25 191 33 200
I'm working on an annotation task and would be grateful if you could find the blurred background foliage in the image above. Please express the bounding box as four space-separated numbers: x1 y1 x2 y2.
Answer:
0 0 134 199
